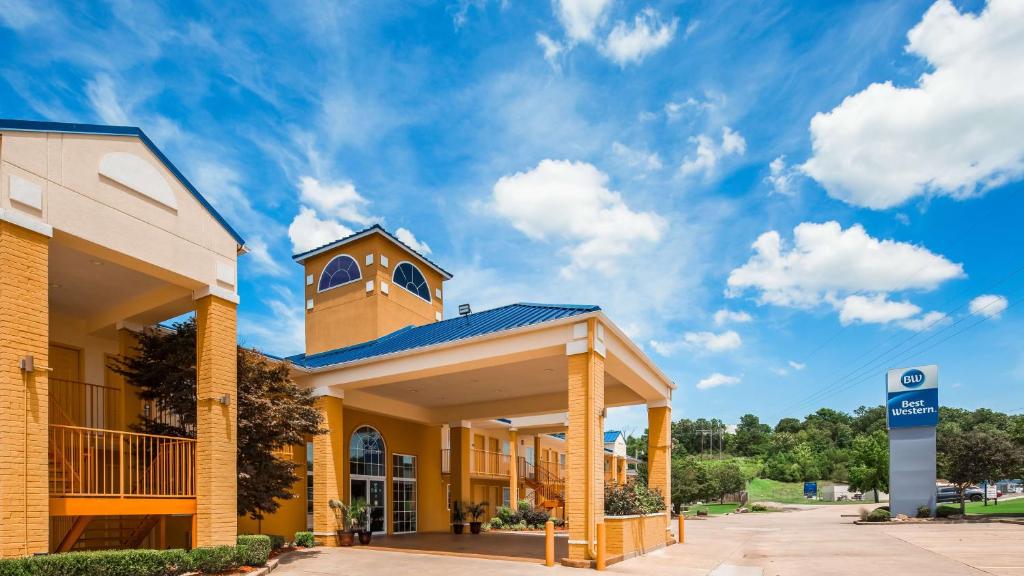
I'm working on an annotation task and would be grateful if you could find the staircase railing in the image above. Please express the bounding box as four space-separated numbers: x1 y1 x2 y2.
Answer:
49 378 121 430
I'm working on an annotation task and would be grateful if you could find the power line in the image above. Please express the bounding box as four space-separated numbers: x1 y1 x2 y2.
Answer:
783 293 1021 417
770 263 1024 421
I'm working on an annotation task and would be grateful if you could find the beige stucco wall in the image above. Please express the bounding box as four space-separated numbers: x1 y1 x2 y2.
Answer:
0 130 238 292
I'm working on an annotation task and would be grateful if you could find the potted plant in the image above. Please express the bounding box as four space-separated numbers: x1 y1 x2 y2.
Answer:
350 499 372 545
328 499 355 547
467 502 489 534
451 500 466 534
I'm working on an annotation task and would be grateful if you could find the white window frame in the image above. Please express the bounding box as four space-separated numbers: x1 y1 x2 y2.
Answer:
391 260 431 302
317 253 363 293
392 452 418 534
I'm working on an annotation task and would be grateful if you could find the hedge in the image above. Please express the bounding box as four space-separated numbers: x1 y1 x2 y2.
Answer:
235 535 272 567
0 535 272 576
294 531 316 548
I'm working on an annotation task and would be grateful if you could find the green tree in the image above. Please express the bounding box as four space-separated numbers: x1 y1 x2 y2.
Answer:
626 432 648 484
846 430 889 503
937 430 1020 515
707 462 745 503
851 405 886 436
774 417 802 434
733 414 771 457
111 318 325 521
670 456 708 509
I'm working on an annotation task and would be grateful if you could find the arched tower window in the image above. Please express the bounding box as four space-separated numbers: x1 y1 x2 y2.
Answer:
319 254 361 292
392 262 431 302
350 426 386 477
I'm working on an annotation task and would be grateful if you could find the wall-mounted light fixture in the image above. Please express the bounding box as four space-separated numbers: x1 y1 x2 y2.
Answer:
218 393 231 406
19 356 53 373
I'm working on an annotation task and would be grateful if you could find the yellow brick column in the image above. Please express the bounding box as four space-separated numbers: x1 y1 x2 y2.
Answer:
449 423 471 520
194 293 238 547
508 428 519 507
617 457 627 485
565 318 604 565
0 221 50 557
647 401 672 534
533 435 543 505
312 393 344 545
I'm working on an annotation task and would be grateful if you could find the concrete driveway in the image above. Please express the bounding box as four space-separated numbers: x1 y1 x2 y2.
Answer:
273 506 1024 575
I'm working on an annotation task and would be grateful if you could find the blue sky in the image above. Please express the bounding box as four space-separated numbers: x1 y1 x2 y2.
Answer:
3 0 1022 433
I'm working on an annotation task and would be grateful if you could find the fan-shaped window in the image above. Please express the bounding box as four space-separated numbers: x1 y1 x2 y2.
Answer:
392 262 431 302
350 426 386 477
319 254 361 292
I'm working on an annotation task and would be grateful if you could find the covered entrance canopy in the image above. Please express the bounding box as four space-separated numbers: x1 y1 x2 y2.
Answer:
290 303 675 566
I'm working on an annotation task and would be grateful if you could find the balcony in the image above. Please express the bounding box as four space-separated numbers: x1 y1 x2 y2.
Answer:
439 448 513 477
47 379 197 518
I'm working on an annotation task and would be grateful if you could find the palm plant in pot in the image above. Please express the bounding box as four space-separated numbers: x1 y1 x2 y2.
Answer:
467 501 489 534
328 499 355 547
451 500 467 534
350 499 372 545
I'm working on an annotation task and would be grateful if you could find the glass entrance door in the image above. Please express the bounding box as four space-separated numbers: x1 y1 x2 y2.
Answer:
351 477 386 534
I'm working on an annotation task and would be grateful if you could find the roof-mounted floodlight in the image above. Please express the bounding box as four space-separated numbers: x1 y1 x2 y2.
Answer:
458 303 472 317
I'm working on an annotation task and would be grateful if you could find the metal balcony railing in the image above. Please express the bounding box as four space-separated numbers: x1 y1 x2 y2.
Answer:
49 424 196 498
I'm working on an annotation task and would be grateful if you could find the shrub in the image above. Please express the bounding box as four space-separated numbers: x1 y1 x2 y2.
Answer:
488 517 504 529
236 535 272 567
750 503 768 512
551 517 565 527
518 504 551 528
266 534 286 550
865 508 890 522
605 482 668 516
294 531 316 547
189 545 238 573
494 505 521 526
0 549 192 576
916 505 932 519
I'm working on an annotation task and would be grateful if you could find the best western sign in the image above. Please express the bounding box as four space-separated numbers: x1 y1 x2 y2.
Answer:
886 365 938 429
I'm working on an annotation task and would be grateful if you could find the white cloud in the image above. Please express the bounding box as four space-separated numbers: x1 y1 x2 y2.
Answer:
713 309 752 326
553 0 613 42
652 330 741 356
802 0 1024 209
0 0 41 30
611 141 663 172
395 227 432 255
788 360 806 371
727 221 964 308
969 294 1009 319
898 310 950 332
85 74 130 125
536 32 566 69
680 127 746 178
243 237 288 278
288 206 354 254
238 286 306 356
770 367 788 376
838 294 921 326
601 8 678 66
696 373 740 390
298 176 374 225
765 155 797 196
492 159 666 277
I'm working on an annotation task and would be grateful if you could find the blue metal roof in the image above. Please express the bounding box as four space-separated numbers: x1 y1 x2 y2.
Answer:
604 430 623 443
0 119 245 247
291 223 452 279
289 302 599 369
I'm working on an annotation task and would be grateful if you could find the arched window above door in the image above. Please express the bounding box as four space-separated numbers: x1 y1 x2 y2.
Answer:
350 425 386 477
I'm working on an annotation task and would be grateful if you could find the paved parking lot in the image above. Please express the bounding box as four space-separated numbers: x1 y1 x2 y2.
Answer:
274 506 1024 575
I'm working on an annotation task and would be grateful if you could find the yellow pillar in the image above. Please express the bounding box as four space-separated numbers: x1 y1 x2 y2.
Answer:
0 221 50 557
617 457 627 485
312 393 344 545
509 428 519 507
647 402 672 535
565 318 604 564
194 293 238 547
449 423 471 514
533 434 543 505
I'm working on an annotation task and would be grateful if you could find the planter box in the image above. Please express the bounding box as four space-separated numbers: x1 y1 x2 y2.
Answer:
604 513 669 565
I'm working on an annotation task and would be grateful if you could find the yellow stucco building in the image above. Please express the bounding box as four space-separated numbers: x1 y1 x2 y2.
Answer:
0 119 674 567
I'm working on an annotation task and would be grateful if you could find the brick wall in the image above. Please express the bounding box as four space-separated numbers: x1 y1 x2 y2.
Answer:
194 295 238 546
312 395 343 545
0 222 50 557
566 318 605 562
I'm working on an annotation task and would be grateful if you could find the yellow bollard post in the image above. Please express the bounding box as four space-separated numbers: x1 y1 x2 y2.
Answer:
596 522 606 571
545 520 555 567
678 513 685 544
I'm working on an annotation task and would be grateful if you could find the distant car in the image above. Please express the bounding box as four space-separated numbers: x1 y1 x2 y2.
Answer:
936 486 984 503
